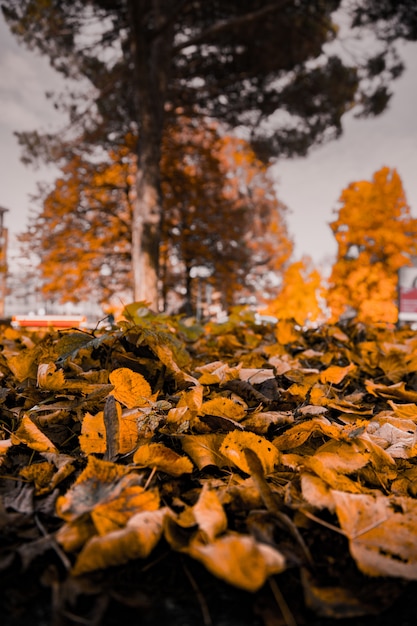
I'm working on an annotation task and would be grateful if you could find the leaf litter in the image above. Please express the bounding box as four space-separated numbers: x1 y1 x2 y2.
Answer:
1 308 417 624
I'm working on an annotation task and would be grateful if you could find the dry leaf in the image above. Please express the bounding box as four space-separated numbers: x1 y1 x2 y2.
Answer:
333 491 417 579
181 434 228 469
188 533 286 592
72 508 167 575
37 362 66 390
11 415 58 453
133 442 193 476
220 431 279 474
200 396 246 421
109 367 152 408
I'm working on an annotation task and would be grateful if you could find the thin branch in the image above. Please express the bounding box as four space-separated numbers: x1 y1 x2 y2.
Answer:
174 1 289 53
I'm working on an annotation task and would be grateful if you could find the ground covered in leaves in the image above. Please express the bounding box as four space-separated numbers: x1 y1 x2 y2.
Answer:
2 305 417 625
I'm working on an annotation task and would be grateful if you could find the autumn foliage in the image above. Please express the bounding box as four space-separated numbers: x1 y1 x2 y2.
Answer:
2 308 417 624
327 166 417 324
23 121 292 314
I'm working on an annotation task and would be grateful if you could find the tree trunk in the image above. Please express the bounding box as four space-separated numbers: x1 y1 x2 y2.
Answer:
128 1 174 310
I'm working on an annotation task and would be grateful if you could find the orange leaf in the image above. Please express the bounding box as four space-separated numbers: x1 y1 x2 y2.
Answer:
319 363 356 385
37 362 66 390
133 443 193 476
72 508 167 575
56 456 130 521
91 485 160 535
109 367 152 408
200 396 246 421
333 491 417 579
181 434 228 469
219 431 279 474
11 415 58 453
188 532 286 592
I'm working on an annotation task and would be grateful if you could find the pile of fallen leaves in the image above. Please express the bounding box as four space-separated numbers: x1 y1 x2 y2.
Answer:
2 304 417 625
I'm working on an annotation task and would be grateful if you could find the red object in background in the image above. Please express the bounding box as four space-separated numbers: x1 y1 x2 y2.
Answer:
399 288 417 313
11 315 87 329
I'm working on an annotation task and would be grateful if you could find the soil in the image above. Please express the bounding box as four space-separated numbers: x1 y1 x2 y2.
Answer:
1 545 417 626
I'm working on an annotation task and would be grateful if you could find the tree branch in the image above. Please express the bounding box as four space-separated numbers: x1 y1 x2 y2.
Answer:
174 1 289 53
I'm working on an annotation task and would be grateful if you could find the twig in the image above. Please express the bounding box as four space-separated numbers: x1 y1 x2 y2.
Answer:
268 577 298 626
182 558 212 626
35 514 72 571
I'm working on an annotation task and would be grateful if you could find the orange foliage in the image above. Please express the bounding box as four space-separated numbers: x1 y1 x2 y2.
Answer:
263 257 324 325
327 167 417 323
21 143 134 304
24 122 292 313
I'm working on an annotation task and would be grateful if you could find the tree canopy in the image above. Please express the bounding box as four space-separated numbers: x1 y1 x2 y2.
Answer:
327 166 417 324
2 0 417 306
23 121 292 315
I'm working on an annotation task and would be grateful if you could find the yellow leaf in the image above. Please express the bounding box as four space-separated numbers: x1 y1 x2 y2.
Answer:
200 397 246 421
196 361 241 385
72 508 167 575
109 367 152 408
0 439 12 463
312 439 371 474
11 415 58 453
177 386 203 413
301 473 336 512
273 417 342 451
56 517 97 552
219 431 279 474
133 442 193 476
188 533 286 592
365 380 417 403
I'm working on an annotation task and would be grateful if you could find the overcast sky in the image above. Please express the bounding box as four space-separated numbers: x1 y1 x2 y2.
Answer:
1 12 417 270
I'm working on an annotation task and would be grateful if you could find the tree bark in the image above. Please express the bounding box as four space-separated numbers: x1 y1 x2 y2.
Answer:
128 0 174 309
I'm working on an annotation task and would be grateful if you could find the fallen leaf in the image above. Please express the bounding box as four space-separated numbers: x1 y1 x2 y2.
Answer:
181 434 228 469
333 491 417 579
200 396 246 421
188 532 286 592
72 508 167 575
220 431 279 474
11 415 58 453
109 367 152 408
133 442 193 476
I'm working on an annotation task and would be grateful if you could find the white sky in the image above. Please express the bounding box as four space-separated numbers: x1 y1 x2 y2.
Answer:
0 12 416 271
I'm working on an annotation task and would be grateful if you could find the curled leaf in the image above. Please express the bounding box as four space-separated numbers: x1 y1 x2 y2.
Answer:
220 431 279 474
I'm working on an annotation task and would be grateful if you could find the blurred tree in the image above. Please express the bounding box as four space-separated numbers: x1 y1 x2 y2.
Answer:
2 0 417 307
161 122 293 314
263 257 324 326
24 122 292 313
20 145 134 305
327 167 417 323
